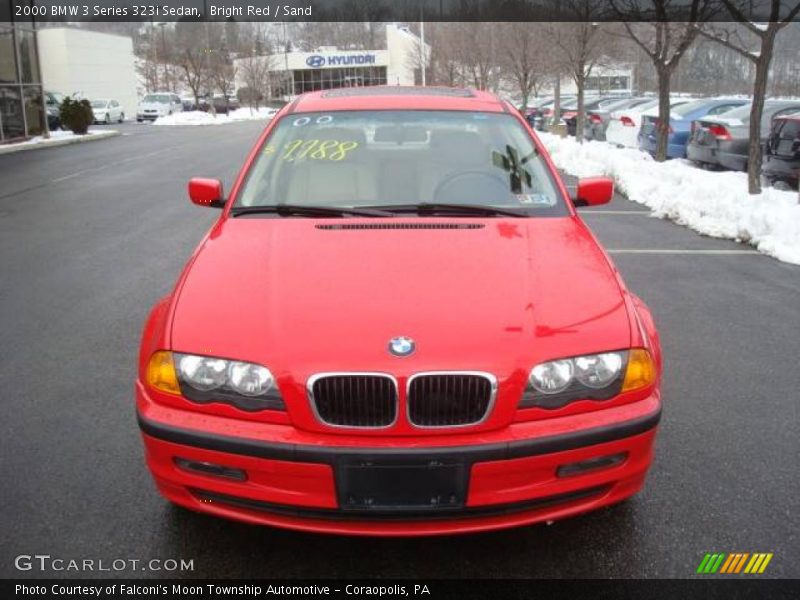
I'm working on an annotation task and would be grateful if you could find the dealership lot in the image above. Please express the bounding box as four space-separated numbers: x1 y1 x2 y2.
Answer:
0 121 798 578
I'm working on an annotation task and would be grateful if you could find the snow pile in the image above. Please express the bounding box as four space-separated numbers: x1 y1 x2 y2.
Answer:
153 107 276 126
539 132 800 265
14 129 116 146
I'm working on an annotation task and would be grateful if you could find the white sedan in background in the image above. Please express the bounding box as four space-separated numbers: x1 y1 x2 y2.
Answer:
91 99 125 124
606 97 692 148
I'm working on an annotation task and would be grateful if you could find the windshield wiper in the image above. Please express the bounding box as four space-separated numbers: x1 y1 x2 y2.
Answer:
230 204 395 218
363 203 529 218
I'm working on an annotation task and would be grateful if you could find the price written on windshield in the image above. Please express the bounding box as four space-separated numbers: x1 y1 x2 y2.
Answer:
264 140 361 162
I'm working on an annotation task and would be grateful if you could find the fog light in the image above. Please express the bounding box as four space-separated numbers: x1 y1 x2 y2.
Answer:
173 457 247 481
556 453 627 477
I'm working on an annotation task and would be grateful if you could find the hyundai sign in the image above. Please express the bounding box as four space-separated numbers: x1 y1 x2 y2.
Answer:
305 54 378 68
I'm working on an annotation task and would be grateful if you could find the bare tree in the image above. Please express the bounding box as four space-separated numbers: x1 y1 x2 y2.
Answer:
610 0 714 161
206 24 238 113
238 25 275 110
136 58 159 94
171 23 210 109
546 9 611 143
425 23 467 87
697 1 800 193
497 23 549 107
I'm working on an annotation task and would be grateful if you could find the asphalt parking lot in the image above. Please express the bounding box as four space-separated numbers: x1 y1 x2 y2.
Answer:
1 121 798 579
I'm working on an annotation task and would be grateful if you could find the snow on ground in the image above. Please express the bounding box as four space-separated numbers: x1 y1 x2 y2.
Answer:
538 132 800 266
153 107 276 126
14 129 117 146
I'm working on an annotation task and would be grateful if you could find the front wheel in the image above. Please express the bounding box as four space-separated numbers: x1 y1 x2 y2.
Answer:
119 113 124 123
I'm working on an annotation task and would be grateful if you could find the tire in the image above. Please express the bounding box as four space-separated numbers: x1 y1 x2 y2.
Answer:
119 113 124 123
105 114 110 124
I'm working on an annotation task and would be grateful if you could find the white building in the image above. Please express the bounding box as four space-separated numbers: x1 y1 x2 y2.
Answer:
557 62 635 96
234 24 429 99
37 28 139 119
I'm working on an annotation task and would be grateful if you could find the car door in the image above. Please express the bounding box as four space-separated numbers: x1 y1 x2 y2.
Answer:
771 118 800 158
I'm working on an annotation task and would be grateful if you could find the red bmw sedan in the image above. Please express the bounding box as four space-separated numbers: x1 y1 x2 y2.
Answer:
137 87 662 536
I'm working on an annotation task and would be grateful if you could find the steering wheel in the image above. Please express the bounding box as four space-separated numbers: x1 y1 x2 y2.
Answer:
432 170 513 205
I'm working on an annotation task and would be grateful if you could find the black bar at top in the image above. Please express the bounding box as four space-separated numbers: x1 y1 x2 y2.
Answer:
5 0 800 23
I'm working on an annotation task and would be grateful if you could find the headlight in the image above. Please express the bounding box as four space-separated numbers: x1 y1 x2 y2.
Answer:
529 359 574 394
228 361 274 397
147 351 284 412
574 352 623 388
520 349 654 410
177 354 227 391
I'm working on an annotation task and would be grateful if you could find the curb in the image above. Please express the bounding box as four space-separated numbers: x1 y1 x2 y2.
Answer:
0 130 121 156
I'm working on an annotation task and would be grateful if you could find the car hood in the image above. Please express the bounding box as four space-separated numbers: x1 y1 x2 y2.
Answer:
170 217 631 377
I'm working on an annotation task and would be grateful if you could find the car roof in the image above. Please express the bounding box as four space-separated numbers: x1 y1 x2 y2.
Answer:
291 86 509 114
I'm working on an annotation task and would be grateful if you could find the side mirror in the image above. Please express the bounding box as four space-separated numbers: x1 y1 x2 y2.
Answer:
188 178 225 208
573 177 614 207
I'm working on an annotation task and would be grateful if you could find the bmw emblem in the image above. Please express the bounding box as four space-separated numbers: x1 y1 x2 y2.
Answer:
388 336 416 357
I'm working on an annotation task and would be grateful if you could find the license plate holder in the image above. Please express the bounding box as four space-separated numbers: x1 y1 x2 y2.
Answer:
336 457 467 512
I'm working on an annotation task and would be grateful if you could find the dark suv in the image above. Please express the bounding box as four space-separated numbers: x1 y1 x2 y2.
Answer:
762 114 800 191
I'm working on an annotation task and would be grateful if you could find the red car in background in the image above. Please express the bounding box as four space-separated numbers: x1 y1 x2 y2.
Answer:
137 87 662 536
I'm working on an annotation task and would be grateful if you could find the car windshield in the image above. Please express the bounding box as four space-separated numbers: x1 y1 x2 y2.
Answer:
235 110 565 216
143 94 170 103
91 100 108 108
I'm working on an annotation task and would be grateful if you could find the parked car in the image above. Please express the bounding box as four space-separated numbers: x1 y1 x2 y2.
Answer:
136 87 662 536
44 91 65 131
584 97 653 141
521 97 557 127
637 98 748 159
761 113 800 191
136 93 183 122
563 95 630 137
531 96 577 130
211 94 240 115
687 99 800 171
606 97 693 149
91 99 125 124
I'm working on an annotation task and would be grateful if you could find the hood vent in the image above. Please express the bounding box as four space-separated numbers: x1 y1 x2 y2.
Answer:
316 223 484 230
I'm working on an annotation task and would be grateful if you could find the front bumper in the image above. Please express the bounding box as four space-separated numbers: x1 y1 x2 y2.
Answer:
137 382 660 536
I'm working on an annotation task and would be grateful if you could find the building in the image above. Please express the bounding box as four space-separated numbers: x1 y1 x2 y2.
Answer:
559 62 635 96
37 27 139 121
0 0 47 143
234 24 429 100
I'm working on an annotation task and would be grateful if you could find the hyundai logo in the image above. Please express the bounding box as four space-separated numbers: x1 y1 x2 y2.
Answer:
388 336 416 357
306 55 326 68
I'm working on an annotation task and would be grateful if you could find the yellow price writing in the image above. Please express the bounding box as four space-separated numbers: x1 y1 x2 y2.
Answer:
276 139 360 162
